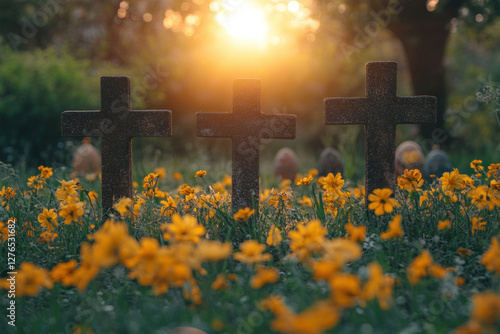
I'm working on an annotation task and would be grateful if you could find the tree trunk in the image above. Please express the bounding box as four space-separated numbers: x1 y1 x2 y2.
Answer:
388 18 450 142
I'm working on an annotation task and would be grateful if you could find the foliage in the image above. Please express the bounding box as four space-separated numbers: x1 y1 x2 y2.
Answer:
0 160 499 333
0 43 100 167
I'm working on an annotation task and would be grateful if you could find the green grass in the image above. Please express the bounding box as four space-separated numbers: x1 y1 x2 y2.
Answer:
0 158 499 334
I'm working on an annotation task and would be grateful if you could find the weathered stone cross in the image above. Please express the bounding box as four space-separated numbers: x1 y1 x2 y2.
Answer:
324 62 437 204
196 79 296 210
62 76 172 212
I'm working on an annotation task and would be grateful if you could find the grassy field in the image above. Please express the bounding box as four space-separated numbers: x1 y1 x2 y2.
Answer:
0 157 499 334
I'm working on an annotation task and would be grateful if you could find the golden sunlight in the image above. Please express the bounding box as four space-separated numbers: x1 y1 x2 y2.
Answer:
214 2 269 45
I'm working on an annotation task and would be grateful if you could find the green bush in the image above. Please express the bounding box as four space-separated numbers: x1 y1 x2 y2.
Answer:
0 43 100 168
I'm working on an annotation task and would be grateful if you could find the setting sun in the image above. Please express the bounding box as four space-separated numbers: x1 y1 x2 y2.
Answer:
214 2 269 45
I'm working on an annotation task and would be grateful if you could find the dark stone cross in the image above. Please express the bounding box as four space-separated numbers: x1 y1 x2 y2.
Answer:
62 76 172 212
324 62 437 204
196 79 296 211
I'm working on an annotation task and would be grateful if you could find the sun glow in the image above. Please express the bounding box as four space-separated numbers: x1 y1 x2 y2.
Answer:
214 2 269 45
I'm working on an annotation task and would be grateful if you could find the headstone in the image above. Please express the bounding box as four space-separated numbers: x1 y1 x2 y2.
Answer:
395 140 424 176
274 147 299 181
196 79 296 210
62 76 172 212
423 146 452 180
324 62 437 204
317 147 344 177
71 137 101 177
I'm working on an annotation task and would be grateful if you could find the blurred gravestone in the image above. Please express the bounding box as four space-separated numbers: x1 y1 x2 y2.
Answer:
395 140 424 176
423 146 452 181
62 76 172 212
324 62 437 204
196 79 296 210
71 137 101 177
274 147 299 181
318 147 344 177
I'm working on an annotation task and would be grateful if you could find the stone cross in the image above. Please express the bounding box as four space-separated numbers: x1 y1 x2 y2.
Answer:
324 62 437 204
196 79 296 210
62 76 172 212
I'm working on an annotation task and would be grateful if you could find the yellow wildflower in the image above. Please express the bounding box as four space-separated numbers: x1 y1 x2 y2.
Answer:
161 214 205 244
0 222 10 242
38 165 53 179
267 224 283 246
479 237 500 276
296 175 313 186
321 239 363 267
154 167 167 179
211 274 229 290
88 190 98 202
329 273 362 308
59 201 84 225
39 231 58 244
308 168 318 177
194 240 232 262
27 175 46 190
289 220 327 260
368 188 400 216
407 250 433 284
470 291 500 326
133 197 146 217
50 260 78 286
233 207 255 221
362 262 394 310
487 163 500 179
397 169 424 192
0 186 16 210
38 208 59 232
345 223 366 242
70 242 100 291
250 266 279 289
113 197 133 218
269 299 340 334
380 214 404 240
179 184 195 196
320 172 344 194
470 160 484 172
160 196 178 216
471 217 486 235
195 170 207 178
92 220 130 268
439 168 467 193
56 179 79 202
234 240 272 264
438 219 451 230
298 195 313 208
3 262 53 297
457 247 472 257
173 172 183 180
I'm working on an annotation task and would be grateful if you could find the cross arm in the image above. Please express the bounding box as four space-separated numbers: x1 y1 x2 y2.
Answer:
394 96 437 124
258 114 296 139
196 112 236 137
127 110 172 137
324 97 370 124
61 110 104 137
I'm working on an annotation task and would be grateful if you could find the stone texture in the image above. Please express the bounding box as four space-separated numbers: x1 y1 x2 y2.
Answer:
196 79 296 210
423 147 452 181
395 140 424 176
274 147 299 181
324 62 437 204
62 76 172 212
318 147 344 177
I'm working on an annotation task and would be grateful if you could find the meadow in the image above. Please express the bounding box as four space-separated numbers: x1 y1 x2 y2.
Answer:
0 157 499 334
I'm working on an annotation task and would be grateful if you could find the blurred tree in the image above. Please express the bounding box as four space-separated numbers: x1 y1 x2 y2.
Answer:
324 0 500 142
